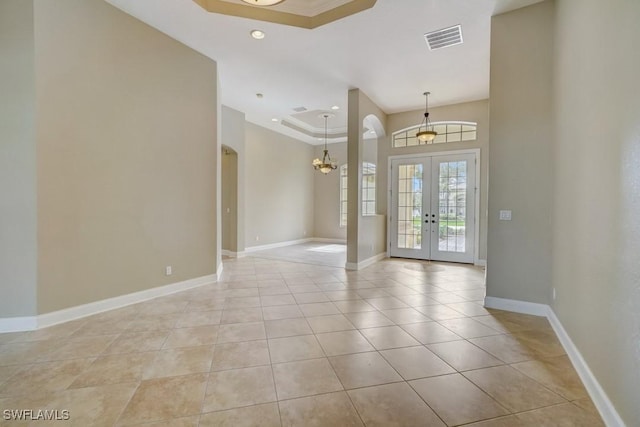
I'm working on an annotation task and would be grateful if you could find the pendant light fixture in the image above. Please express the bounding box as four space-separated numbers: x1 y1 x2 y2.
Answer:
312 114 338 174
416 91 437 143
241 0 285 6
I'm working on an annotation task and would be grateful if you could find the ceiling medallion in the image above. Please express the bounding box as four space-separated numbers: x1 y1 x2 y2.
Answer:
241 0 285 5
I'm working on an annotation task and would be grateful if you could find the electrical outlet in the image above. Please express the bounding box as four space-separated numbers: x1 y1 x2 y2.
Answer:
165 266 172 276
552 288 556 300
499 210 512 221
255 235 260 241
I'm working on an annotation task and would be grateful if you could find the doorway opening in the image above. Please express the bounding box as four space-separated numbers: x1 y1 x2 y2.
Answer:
388 150 479 263
221 145 238 256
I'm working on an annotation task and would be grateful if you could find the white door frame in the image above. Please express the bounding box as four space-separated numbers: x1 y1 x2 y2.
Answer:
387 148 481 264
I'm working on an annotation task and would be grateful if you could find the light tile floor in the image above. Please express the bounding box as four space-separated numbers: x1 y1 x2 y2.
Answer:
0 256 604 426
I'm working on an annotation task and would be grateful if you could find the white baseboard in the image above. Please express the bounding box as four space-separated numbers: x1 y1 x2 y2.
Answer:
546 309 626 427
0 316 38 333
312 238 347 244
216 263 224 281
345 252 386 271
245 238 313 253
483 296 625 427
483 296 549 316
221 249 246 258
0 273 217 333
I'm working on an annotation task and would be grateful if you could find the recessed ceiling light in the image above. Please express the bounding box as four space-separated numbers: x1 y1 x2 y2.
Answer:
271 118 278 122
331 105 340 110
250 30 265 40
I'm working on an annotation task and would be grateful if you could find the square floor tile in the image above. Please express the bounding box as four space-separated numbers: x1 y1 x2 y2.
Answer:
366 297 409 310
414 305 466 320
162 325 219 349
217 322 266 344
175 310 222 328
264 318 312 339
380 346 455 380
306 314 356 334
328 351 402 389
463 365 566 412
469 334 538 364
118 373 207 424
438 318 502 339
410 373 508 426
348 382 445 427
359 326 420 350
315 330 375 356
279 391 363 427
69 353 154 388
400 322 461 344
221 308 263 324
272 358 343 400
202 365 276 412
380 308 430 324
428 340 504 371
299 302 341 317
333 300 376 313
510 355 588 400
262 304 304 321
211 340 270 371
199 403 281 427
293 292 330 304
260 294 296 307
268 335 325 363
143 346 214 379
516 403 604 427
343 312 395 328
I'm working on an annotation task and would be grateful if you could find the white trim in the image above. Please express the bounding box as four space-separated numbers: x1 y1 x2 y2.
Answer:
345 252 386 271
483 296 549 316
483 296 625 427
387 148 481 264
0 316 38 333
221 249 246 258
474 259 487 267
216 263 224 281
546 309 626 427
312 238 347 244
0 273 217 333
245 238 312 253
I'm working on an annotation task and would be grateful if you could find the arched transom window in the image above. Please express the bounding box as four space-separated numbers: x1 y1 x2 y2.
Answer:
392 121 477 148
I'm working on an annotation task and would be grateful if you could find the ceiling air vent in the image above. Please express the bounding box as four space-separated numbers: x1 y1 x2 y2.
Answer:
424 25 463 50
292 106 308 113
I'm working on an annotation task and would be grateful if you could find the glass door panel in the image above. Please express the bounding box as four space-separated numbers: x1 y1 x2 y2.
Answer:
390 153 476 263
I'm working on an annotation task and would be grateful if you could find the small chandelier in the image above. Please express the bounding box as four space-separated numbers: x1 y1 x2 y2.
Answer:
312 114 338 174
416 91 437 143
241 0 286 6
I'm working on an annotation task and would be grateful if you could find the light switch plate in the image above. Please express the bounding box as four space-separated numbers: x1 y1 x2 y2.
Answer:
499 210 512 221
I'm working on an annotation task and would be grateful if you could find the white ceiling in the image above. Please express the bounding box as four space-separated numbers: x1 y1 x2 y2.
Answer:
106 0 542 144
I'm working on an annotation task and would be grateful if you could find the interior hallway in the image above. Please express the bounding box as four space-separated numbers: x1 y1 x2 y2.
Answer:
0 257 602 426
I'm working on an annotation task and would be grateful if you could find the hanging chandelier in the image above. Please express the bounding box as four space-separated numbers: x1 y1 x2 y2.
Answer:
312 114 338 174
241 0 286 6
416 91 437 143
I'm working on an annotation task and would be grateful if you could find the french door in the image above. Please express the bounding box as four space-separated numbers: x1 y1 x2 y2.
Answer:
389 152 476 263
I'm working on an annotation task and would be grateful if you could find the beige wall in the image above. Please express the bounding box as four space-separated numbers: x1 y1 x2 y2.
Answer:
381 100 490 261
221 148 238 252
221 106 246 254
0 0 38 318
486 1 554 303
552 0 640 424
347 89 388 265
313 139 377 240
34 0 218 313
245 122 314 248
